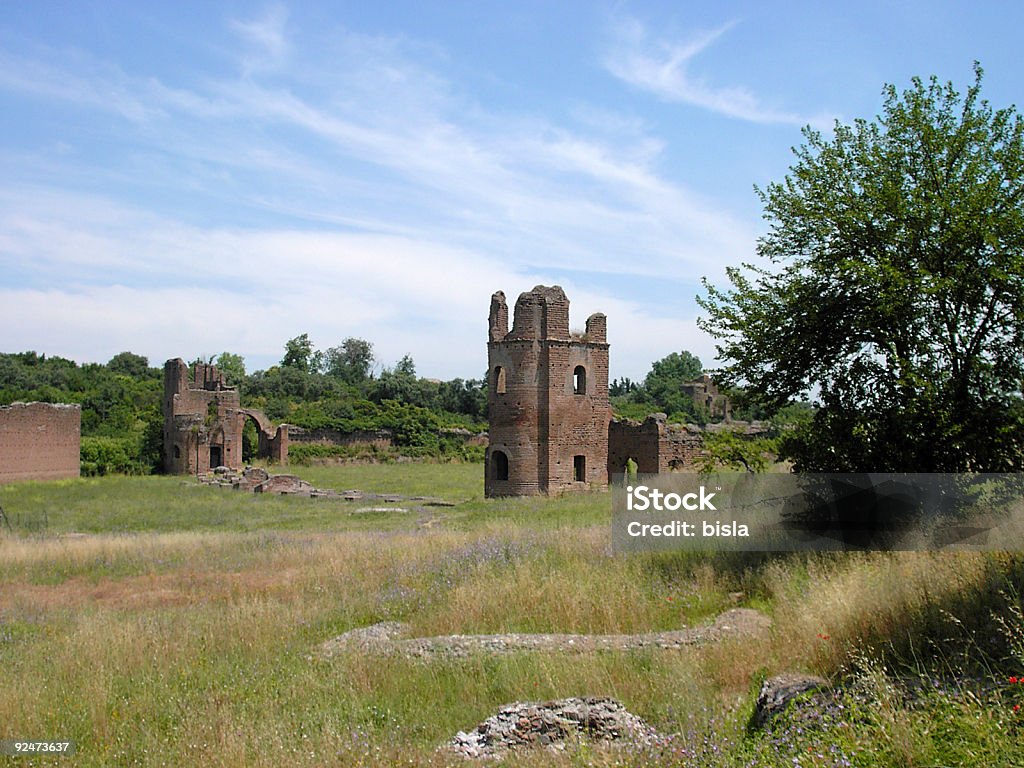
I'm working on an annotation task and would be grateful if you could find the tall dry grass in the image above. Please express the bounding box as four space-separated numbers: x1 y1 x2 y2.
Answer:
4 469 1023 765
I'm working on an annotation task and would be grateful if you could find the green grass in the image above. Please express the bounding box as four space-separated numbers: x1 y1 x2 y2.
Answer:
0 463 612 535
1 466 1023 766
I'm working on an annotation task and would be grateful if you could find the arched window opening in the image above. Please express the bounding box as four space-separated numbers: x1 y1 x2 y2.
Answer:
494 365 506 394
574 455 586 482
173 445 181 459
573 365 586 395
492 450 509 481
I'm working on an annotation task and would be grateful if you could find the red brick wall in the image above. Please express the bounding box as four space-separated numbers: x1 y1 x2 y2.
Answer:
608 416 662 477
608 414 707 476
0 402 81 484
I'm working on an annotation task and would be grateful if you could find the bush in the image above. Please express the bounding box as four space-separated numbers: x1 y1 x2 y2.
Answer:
80 436 145 476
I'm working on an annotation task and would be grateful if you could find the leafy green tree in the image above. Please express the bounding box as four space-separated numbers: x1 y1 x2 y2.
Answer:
215 352 246 385
435 378 487 422
372 356 430 407
637 351 704 421
107 352 150 378
281 333 316 373
699 65 1024 472
609 377 637 397
698 429 778 474
394 354 416 377
322 337 374 384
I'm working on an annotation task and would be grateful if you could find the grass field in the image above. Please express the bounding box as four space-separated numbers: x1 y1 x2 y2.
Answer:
1 464 1023 766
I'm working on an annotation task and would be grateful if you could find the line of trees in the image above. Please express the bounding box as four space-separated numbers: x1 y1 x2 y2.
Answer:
0 336 490 473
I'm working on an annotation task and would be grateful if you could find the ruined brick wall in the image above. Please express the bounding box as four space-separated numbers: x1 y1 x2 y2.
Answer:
486 286 610 497
266 425 289 464
659 422 707 469
608 416 662 477
163 359 246 474
163 359 288 474
238 408 288 464
0 402 81 484
681 374 732 421
608 413 707 475
608 415 774 475
286 426 393 449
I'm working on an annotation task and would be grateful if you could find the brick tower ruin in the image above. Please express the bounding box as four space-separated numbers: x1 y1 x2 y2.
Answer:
485 286 611 496
163 359 287 474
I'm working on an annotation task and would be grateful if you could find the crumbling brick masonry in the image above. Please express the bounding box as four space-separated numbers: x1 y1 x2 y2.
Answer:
163 359 287 474
607 413 706 475
485 287 757 496
0 402 81 484
486 286 610 496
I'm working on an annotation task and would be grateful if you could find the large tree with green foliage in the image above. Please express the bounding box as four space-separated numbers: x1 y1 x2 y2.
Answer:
322 337 374 384
214 352 246 386
281 333 317 373
637 351 705 421
699 65 1024 472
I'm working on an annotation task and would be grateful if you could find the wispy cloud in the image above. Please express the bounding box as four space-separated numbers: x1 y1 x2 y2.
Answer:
0 12 753 377
604 17 830 127
230 4 290 73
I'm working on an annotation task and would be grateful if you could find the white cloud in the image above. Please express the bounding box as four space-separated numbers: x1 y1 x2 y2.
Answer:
0 17 751 378
604 17 831 128
0 187 720 379
230 4 290 73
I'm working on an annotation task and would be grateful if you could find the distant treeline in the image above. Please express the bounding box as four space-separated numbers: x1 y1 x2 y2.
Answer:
0 337 488 473
0 340 801 475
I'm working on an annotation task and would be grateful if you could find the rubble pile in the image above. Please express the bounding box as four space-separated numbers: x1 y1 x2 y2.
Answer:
448 697 659 759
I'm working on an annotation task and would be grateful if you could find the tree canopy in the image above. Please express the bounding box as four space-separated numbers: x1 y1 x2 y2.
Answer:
322 337 374 383
699 64 1024 472
214 352 246 386
281 333 316 373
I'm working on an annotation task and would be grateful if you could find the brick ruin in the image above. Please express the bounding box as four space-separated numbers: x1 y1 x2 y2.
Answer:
607 413 704 475
486 286 610 496
0 402 81 484
162 359 287 475
485 286 761 496
681 374 731 421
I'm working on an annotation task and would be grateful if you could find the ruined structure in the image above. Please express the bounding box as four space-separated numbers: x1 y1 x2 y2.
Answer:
607 413 705 475
0 402 81 484
485 287 762 497
162 359 287 474
682 374 731 421
486 286 610 496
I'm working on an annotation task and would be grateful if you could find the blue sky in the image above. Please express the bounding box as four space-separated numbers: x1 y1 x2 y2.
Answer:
1 1 1021 381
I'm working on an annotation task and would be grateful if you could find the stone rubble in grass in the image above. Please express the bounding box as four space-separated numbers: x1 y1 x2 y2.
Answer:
748 673 829 729
318 608 771 659
195 466 454 508
448 697 660 759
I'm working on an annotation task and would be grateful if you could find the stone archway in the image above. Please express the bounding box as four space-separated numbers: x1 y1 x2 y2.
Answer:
238 408 289 465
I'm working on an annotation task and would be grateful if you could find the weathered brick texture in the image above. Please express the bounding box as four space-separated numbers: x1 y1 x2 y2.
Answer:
485 288 766 496
163 359 286 474
607 413 706 478
0 402 81 484
486 286 611 497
